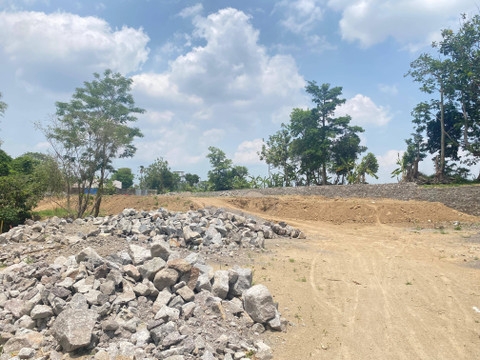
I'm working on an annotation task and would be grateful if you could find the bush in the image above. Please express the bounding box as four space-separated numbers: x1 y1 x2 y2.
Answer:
0 175 44 230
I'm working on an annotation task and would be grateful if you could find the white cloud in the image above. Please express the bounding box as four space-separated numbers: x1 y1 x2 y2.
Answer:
336 94 392 126
202 129 225 144
378 83 398 96
328 0 478 49
143 111 175 125
378 149 403 168
0 11 150 89
178 3 203 18
233 139 264 165
133 8 305 122
130 8 306 170
276 0 324 34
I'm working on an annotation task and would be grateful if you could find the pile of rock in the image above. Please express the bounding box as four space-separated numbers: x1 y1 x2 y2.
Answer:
0 208 304 264
0 209 292 359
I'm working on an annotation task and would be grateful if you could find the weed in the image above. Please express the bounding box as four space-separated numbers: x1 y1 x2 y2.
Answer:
293 268 297 273
439 229 448 235
474 257 479 261
405 281 413 285
289 258 295 263
23 256 35 264
454 225 462 231
245 350 255 358
0 262 6 269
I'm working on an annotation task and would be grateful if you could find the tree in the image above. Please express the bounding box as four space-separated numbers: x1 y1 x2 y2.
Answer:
206 147 250 191
438 14 480 179
141 158 179 193
330 126 366 184
260 125 296 187
184 173 200 188
44 70 144 217
406 55 453 179
111 168 134 189
357 153 379 184
0 149 12 176
207 147 233 191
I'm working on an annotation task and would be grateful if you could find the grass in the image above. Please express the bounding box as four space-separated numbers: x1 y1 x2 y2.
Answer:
33 208 72 219
289 258 295 263
454 225 462 231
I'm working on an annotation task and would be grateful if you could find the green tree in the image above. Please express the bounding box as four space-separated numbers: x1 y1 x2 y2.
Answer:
259 125 296 187
44 70 144 217
142 158 179 193
207 146 233 191
184 173 200 188
111 168 134 189
357 153 379 184
438 14 480 179
0 149 12 177
406 53 454 179
330 127 366 184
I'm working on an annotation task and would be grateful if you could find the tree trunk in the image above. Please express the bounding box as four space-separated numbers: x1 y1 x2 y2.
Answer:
322 164 327 185
438 87 446 179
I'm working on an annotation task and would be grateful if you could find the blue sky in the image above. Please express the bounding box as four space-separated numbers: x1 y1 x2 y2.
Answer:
0 0 479 183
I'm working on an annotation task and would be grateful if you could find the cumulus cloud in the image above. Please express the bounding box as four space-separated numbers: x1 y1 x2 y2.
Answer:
0 11 150 89
178 3 203 18
336 94 392 126
378 149 403 168
131 8 306 169
233 139 264 165
328 0 478 49
276 0 324 34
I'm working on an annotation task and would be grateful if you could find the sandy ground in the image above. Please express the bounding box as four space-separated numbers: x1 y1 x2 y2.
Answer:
35 195 480 359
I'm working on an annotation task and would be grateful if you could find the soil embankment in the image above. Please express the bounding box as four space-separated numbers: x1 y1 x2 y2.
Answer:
34 186 480 359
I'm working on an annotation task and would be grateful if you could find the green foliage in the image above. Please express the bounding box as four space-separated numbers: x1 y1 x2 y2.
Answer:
406 13 480 181
184 173 200 187
259 81 366 186
0 91 6 146
0 174 44 230
0 149 12 176
206 147 250 191
111 167 134 189
141 158 179 194
43 69 144 217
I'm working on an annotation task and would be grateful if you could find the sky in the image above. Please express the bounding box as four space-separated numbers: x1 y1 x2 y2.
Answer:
0 0 479 184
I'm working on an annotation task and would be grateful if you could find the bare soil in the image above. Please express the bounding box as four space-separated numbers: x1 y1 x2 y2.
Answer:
35 195 480 359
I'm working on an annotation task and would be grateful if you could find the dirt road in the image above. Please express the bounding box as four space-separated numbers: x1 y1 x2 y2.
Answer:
36 195 480 359
191 196 480 360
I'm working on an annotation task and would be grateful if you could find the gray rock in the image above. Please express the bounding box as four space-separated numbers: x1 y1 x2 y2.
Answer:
212 270 229 300
153 289 174 313
242 285 276 323
150 240 171 261
255 341 273 360
155 305 180 322
128 244 152 265
75 247 103 266
229 267 252 297
18 347 35 359
30 305 53 320
52 308 98 352
3 331 43 354
196 274 212 292
138 257 166 280
182 226 201 243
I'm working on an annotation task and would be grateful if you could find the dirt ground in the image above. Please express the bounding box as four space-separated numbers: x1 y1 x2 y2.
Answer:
35 195 480 359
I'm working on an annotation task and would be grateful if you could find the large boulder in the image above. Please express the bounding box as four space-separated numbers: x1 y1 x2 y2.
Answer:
242 285 276 323
52 308 98 352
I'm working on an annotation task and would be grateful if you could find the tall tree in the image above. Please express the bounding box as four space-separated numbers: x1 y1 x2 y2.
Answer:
207 146 233 191
259 124 296 186
406 53 454 179
45 70 144 217
438 14 480 179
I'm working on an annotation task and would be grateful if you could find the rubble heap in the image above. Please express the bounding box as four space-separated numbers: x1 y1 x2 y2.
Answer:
0 207 303 360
